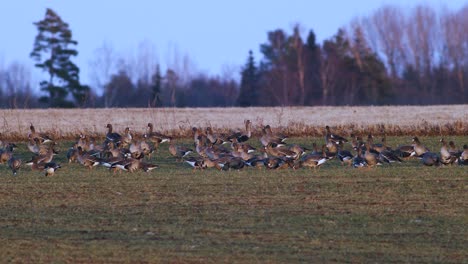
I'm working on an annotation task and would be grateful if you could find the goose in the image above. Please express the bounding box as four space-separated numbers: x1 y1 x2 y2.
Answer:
245 157 267 169
352 147 367 168
440 138 457 165
105 124 122 145
0 143 16 164
219 156 245 171
265 157 294 170
227 120 252 143
206 127 229 145
77 146 102 169
325 125 348 145
448 141 459 156
169 144 193 161
43 162 61 176
8 156 22 175
25 146 57 165
27 138 41 154
289 145 309 159
364 143 382 167
458 145 467 166
145 123 172 144
296 149 328 170
264 143 298 159
28 123 53 143
121 127 133 147
259 126 285 147
184 157 206 170
411 137 429 157
421 152 440 166
395 144 414 159
66 144 79 163
336 145 353 166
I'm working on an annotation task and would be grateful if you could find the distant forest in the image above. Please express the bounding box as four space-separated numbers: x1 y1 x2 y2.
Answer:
0 4 467 108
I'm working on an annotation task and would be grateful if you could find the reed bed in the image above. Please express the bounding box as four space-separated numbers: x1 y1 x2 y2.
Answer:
0 105 466 140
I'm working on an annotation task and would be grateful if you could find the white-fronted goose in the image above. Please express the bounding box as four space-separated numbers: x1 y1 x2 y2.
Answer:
0 143 16 164
325 125 348 145
352 147 367 168
421 152 440 166
25 146 57 165
265 157 294 170
121 127 133 147
105 124 122 145
28 123 53 143
43 162 61 176
77 146 102 169
245 157 267 169
440 138 457 165
184 157 206 170
145 123 172 144
169 144 193 161
364 143 382 167
8 156 22 175
296 149 328 170
228 120 252 143
264 143 298 159
412 137 429 157
336 145 353 166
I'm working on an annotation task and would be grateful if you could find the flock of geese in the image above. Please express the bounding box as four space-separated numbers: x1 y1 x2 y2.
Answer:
0 121 467 176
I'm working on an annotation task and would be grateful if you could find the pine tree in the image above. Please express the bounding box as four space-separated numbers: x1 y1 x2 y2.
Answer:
237 50 259 106
30 8 89 107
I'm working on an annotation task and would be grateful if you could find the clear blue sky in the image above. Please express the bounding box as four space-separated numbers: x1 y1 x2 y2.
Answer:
0 0 465 88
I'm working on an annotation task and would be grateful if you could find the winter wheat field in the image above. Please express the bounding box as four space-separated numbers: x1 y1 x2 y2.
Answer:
0 105 467 263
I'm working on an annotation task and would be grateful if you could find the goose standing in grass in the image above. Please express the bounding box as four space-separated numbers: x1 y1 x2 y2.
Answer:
336 145 353 166
28 123 53 143
145 123 172 144
105 124 122 146
206 127 228 145
363 143 382 167
325 125 348 145
121 127 133 148
169 143 193 161
77 146 102 169
8 156 22 175
228 120 252 143
260 126 285 147
440 138 458 165
352 147 367 168
411 137 430 157
295 148 328 171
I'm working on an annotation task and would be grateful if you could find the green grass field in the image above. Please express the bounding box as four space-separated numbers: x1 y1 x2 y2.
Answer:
0 136 466 263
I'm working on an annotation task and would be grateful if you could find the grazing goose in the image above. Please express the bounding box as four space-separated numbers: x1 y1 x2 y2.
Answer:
325 125 348 145
352 147 367 168
440 139 458 165
458 145 467 166
184 157 206 170
25 146 57 165
27 138 41 154
218 156 245 171
265 157 294 170
245 157 267 169
0 143 16 164
145 123 172 144
264 143 298 159
411 137 429 157
43 162 61 176
448 141 459 156
66 144 79 163
206 127 229 145
364 143 382 167
296 149 328 170
105 124 122 145
28 123 53 143
421 152 440 166
336 145 353 166
228 120 252 143
111 158 159 173
77 146 102 169
289 145 309 159
395 144 414 159
8 156 22 175
169 144 193 161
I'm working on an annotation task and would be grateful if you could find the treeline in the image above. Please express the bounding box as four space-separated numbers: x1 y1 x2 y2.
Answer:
0 4 467 108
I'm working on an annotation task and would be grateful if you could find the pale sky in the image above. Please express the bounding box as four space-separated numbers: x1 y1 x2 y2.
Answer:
0 0 466 89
